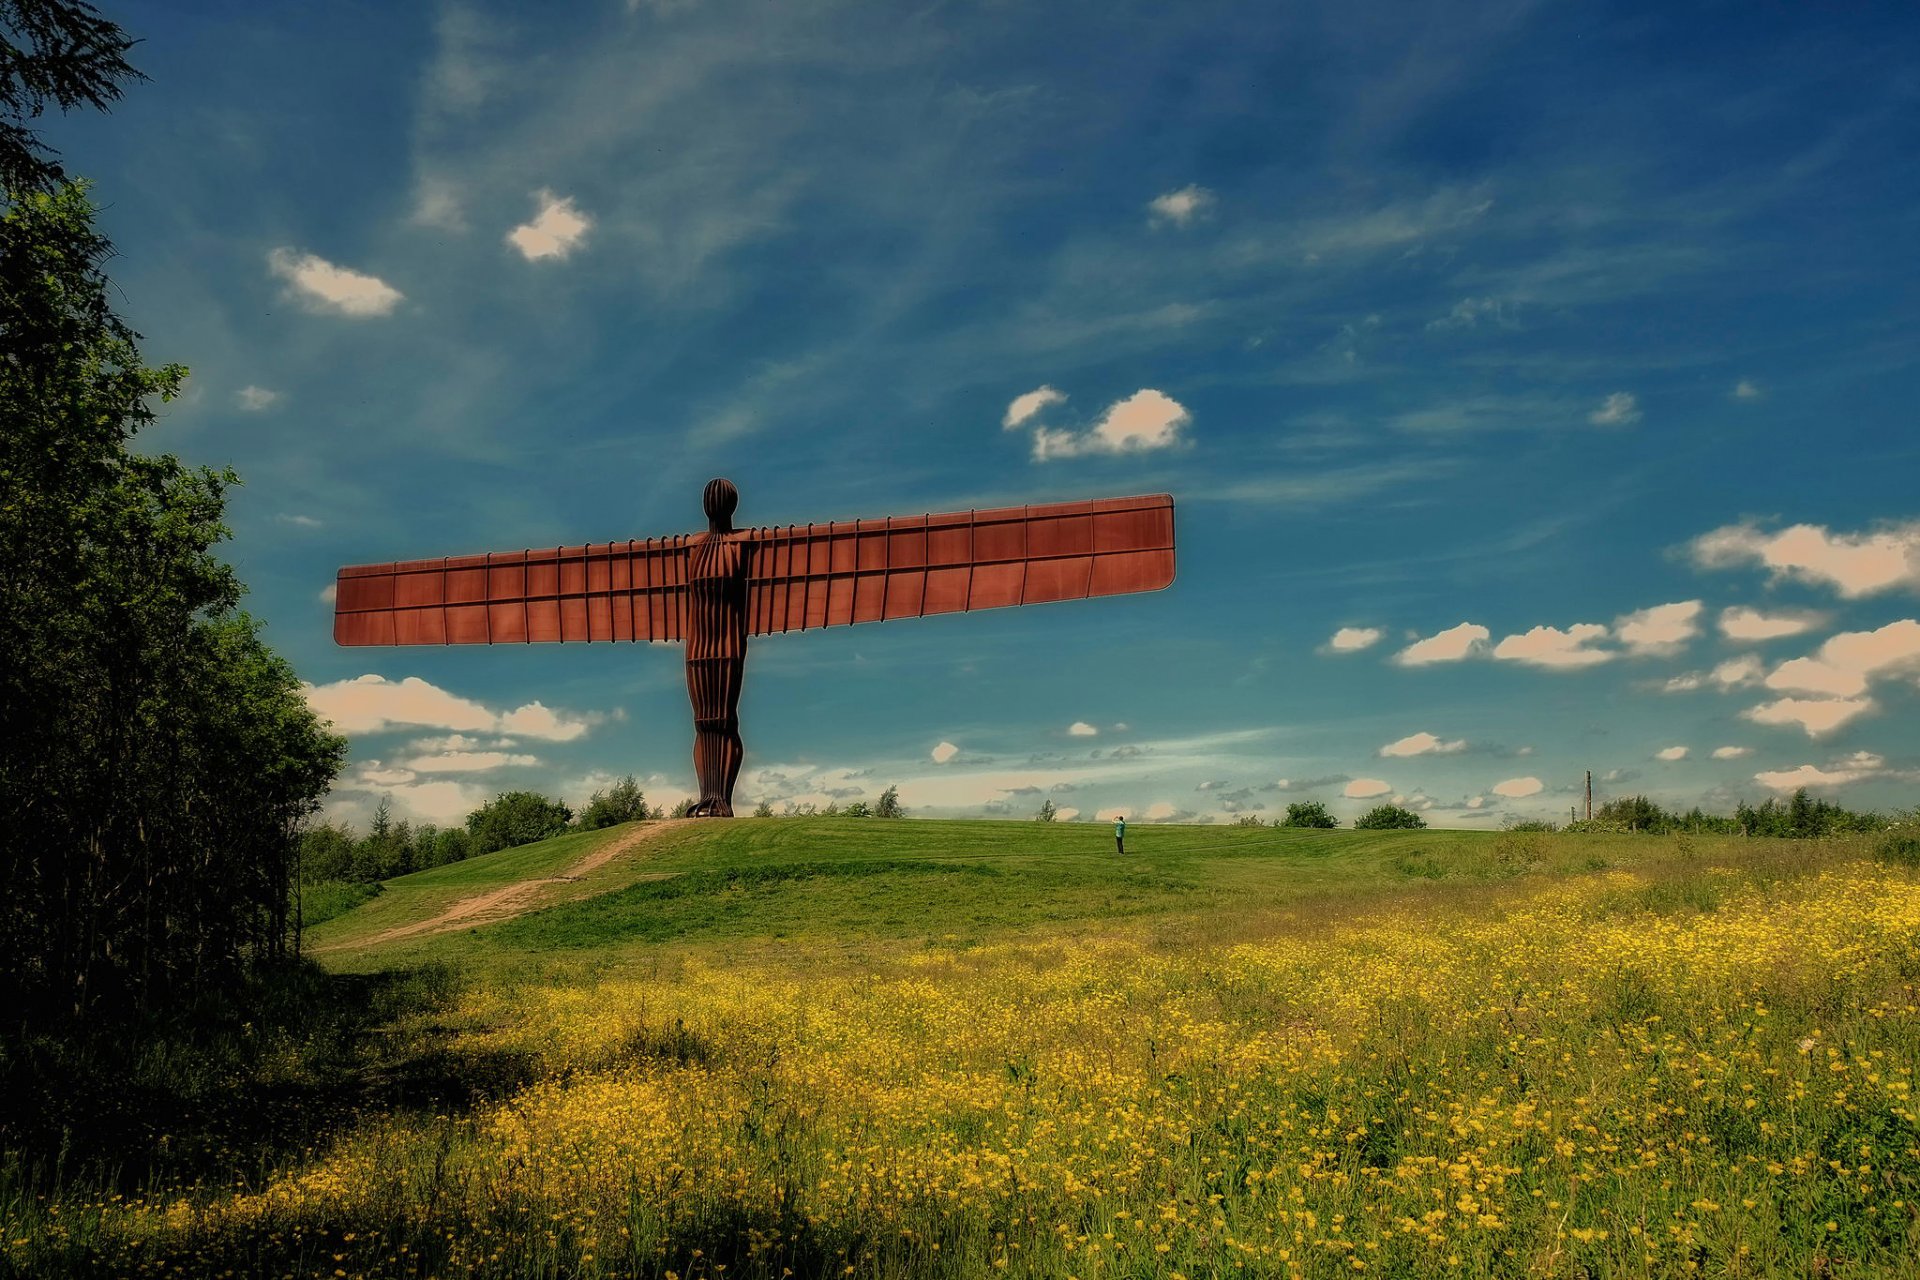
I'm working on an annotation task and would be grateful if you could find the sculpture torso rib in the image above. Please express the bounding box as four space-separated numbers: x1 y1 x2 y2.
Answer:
333 494 1174 646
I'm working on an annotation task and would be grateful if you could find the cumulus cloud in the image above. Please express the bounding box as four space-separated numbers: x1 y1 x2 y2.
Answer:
506 189 593 261
1713 655 1767 689
318 583 337 605
1493 623 1612 669
1732 379 1763 400
1143 801 1190 822
1067 721 1098 737
1719 606 1823 641
1394 622 1490 666
301 675 599 741
1344 778 1392 799
1654 746 1689 761
1588 392 1641 426
1614 601 1702 655
1324 626 1383 653
1492 776 1544 798
1690 520 1920 598
1754 751 1885 792
1742 696 1875 737
268 248 403 317
931 741 959 764
234 385 280 411
1030 389 1191 460
1095 807 1129 821
1147 184 1214 228
1003 385 1066 430
1711 746 1752 759
1762 619 1920 699
1053 807 1081 821
1380 732 1467 758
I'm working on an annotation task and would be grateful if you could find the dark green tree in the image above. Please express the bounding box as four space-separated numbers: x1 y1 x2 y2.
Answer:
1280 801 1339 829
464 790 573 855
1354 803 1426 830
1035 797 1057 822
874 784 904 819
1 0 145 195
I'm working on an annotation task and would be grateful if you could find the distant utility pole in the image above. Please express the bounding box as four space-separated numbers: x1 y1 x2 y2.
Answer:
1585 770 1593 822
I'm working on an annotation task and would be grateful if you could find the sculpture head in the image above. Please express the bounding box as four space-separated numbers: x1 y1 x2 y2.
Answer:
703 477 739 532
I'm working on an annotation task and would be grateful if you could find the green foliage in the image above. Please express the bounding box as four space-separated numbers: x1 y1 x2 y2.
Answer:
1876 823 1920 868
465 791 574 856
578 774 652 830
0 0 146 195
1035 798 1057 822
1280 800 1338 828
1233 814 1266 827
841 801 872 818
0 182 344 1022
752 799 775 818
874 784 904 819
1503 818 1559 833
298 879 383 929
1353 803 1426 830
1574 789 1886 838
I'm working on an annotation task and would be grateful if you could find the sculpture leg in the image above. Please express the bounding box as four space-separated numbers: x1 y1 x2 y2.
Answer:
686 653 745 817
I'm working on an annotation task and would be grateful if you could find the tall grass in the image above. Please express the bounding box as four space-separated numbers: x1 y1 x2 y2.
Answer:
5 834 1918 1278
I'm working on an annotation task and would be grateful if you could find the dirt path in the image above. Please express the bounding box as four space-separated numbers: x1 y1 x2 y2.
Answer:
323 820 695 951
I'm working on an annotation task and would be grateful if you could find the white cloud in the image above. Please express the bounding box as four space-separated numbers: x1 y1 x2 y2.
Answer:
235 385 280 411
1324 626 1383 653
1492 776 1543 798
1003 385 1066 430
1662 673 1704 693
1754 752 1884 792
1380 731 1467 758
1763 619 1920 699
1711 746 1752 760
1588 392 1641 426
506 189 594 261
318 583 337 605
1344 778 1392 799
931 741 959 764
1143 801 1182 821
1493 623 1613 669
1030 388 1191 460
1067 721 1099 737
1742 696 1875 737
496 700 597 742
275 513 322 529
404 750 540 773
1464 795 1487 810
1654 746 1689 761
1053 807 1080 822
1713 654 1766 689
301 675 599 741
1690 520 1920 598
267 248 403 317
1718 606 1823 641
1394 621 1490 666
358 763 416 787
1427 296 1507 331
1614 600 1702 655
1147 184 1214 228
1732 379 1763 401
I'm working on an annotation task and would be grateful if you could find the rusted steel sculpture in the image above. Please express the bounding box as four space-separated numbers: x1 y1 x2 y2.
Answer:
335 482 1175 816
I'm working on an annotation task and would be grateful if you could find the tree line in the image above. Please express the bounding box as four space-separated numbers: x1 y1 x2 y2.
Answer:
1 5 344 1025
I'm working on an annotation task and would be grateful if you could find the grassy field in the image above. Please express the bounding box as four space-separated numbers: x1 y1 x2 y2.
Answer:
5 819 1919 1278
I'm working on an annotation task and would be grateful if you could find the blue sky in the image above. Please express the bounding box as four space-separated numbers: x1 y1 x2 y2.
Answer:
52 0 1920 827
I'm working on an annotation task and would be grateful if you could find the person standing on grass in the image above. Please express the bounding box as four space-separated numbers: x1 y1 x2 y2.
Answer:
1114 813 1126 856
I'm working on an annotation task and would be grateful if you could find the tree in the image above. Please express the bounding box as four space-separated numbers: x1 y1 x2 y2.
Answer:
464 791 573 856
1 182 344 1020
579 774 649 830
1035 798 1057 822
1 0 146 195
842 800 872 817
1354 804 1426 830
1280 801 1338 829
1233 814 1266 827
752 799 774 818
874 784 904 819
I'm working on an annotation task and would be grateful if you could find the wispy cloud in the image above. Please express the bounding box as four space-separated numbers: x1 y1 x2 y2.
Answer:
507 189 594 261
1003 385 1066 430
1147 184 1215 228
1588 391 1641 426
234 385 280 411
1719 605 1824 641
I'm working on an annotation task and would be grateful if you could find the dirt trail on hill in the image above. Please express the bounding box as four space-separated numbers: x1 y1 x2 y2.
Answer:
323 819 695 951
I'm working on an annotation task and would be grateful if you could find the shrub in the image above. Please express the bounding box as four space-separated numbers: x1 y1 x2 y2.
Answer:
466 791 573 855
842 801 872 818
579 775 651 830
1876 825 1920 868
1504 818 1559 833
875 785 905 819
1354 804 1426 830
1035 799 1057 822
1280 801 1338 829
1233 814 1266 827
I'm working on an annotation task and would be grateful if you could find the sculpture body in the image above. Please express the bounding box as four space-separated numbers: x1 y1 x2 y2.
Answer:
334 482 1175 816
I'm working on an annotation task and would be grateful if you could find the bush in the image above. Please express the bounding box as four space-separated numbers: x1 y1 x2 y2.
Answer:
1354 804 1426 830
1233 814 1266 827
466 791 573 855
875 785 905 819
1280 801 1338 829
1504 819 1559 833
1035 799 1057 822
842 801 872 818
579 775 652 830
1876 825 1920 868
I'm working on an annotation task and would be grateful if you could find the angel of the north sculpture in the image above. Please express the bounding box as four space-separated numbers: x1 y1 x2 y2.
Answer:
334 481 1175 817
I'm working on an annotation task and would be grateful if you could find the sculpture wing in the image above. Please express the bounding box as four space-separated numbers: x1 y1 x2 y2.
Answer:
333 538 694 646
743 493 1174 636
